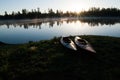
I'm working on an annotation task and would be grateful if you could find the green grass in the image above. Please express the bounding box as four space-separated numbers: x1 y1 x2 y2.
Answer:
0 35 120 80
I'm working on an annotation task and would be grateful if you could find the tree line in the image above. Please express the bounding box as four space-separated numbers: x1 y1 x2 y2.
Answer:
0 7 120 20
80 7 120 17
0 8 78 20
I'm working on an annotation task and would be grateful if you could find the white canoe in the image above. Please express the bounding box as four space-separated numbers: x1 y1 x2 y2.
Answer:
60 37 77 51
74 36 96 53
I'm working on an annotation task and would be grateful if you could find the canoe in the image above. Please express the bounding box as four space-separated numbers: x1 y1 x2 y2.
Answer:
74 36 96 53
60 37 77 51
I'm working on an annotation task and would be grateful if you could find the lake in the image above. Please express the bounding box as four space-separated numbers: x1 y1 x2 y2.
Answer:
0 18 120 44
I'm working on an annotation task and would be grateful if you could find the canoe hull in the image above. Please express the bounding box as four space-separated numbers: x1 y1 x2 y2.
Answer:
74 36 96 53
60 37 77 51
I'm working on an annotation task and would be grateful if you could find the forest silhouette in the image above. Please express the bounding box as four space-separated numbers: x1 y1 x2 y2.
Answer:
0 7 120 20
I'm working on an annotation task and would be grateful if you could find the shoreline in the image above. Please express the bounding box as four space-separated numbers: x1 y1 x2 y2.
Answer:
0 17 120 24
0 35 120 45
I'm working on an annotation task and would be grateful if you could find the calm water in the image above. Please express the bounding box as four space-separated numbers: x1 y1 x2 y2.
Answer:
0 18 120 44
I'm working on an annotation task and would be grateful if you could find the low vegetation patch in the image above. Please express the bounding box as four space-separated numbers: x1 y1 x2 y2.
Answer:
0 36 120 80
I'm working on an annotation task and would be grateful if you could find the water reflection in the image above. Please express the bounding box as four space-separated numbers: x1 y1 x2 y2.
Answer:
1 18 120 29
0 18 120 44
80 18 120 26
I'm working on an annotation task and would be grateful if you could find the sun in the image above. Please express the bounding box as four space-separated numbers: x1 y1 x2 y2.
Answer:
65 1 90 12
72 4 89 12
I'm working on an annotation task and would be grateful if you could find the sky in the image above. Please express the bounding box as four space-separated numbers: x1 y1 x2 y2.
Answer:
0 0 120 14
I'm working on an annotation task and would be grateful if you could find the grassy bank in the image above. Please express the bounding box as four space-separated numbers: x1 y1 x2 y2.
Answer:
0 35 120 80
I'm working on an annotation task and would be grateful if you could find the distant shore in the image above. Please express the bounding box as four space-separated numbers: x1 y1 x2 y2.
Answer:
0 17 120 24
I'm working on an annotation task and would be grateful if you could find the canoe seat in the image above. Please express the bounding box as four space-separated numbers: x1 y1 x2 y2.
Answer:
78 39 87 45
63 37 71 43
